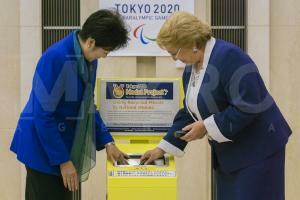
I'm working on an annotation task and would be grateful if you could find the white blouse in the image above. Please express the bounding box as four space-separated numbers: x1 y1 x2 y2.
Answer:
186 67 204 121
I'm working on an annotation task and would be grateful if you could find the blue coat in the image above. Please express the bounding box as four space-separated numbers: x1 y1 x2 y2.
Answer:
10 32 113 175
164 39 292 173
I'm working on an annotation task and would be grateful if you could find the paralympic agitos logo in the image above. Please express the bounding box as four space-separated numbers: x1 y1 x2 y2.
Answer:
133 24 156 45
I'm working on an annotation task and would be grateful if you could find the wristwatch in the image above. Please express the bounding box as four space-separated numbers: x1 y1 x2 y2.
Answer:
105 141 115 148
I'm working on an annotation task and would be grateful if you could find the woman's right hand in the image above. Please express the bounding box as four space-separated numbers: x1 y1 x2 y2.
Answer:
140 147 165 165
60 160 78 192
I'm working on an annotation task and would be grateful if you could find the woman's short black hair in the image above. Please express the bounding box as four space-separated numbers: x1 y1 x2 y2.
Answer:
78 9 130 51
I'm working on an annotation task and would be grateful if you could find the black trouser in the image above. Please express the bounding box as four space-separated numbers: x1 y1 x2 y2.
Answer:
25 167 73 200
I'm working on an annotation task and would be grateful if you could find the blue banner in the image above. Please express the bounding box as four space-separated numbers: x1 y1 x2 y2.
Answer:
106 82 173 100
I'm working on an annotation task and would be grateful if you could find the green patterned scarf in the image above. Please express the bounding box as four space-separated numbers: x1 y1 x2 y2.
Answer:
70 31 96 182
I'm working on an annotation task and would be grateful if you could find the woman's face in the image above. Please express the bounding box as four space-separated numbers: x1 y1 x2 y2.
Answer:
166 46 204 65
87 47 110 61
82 38 110 61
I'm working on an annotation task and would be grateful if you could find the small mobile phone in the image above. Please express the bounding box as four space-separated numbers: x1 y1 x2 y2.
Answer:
174 130 188 138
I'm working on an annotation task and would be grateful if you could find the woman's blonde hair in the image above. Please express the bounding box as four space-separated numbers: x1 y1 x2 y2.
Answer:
156 12 213 49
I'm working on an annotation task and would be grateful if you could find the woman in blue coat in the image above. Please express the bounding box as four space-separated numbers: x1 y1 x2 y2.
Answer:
10 9 129 200
141 12 292 200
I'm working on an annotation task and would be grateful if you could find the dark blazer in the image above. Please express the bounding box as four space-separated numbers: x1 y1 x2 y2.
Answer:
10 32 113 175
164 39 292 173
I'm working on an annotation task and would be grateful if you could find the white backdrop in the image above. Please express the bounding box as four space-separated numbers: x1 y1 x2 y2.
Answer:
100 0 195 56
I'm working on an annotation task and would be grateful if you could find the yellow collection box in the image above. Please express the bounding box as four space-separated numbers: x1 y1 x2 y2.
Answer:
97 78 183 200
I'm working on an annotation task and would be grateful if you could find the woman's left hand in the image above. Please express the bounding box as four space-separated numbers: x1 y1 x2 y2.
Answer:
105 143 129 165
180 121 207 142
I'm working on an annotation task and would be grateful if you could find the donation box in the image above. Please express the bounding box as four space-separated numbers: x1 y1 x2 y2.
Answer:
97 78 183 200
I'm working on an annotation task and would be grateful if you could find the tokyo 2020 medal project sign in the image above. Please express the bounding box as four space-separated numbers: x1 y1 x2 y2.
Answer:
99 79 180 133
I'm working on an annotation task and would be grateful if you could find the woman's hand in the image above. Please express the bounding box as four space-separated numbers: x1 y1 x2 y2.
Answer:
140 147 165 165
60 160 78 192
106 143 129 165
180 121 207 142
